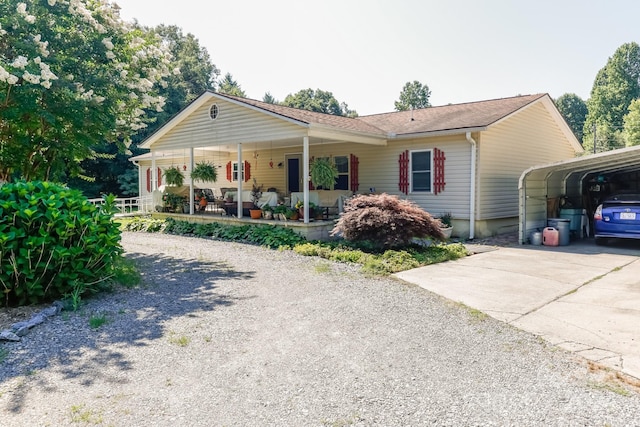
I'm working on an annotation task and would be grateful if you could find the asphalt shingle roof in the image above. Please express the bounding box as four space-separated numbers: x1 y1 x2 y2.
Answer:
217 92 548 138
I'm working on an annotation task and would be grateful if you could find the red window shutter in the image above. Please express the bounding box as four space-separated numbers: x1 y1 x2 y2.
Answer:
244 160 251 182
350 154 359 192
226 161 232 181
157 167 162 187
433 148 446 195
398 150 409 194
146 168 151 192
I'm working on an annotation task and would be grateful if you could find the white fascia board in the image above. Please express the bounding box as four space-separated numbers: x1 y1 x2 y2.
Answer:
308 124 388 145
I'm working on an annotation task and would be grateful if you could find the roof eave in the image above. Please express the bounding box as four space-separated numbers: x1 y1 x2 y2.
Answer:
391 126 488 140
308 123 388 145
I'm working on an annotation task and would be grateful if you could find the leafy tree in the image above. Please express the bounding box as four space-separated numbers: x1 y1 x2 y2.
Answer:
582 42 640 152
282 88 357 117
262 91 277 104
623 99 640 146
0 0 173 182
69 24 218 196
394 80 431 111
555 93 588 141
218 72 246 97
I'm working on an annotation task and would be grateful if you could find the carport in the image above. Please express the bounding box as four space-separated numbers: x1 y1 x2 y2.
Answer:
519 145 640 244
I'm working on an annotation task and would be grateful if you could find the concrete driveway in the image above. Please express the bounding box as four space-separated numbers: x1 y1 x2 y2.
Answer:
394 239 640 380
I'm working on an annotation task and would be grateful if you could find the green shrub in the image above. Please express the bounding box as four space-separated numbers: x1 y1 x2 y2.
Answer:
119 216 166 233
0 181 122 306
331 193 444 249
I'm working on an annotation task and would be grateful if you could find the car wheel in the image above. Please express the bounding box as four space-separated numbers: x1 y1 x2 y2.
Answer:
595 237 606 246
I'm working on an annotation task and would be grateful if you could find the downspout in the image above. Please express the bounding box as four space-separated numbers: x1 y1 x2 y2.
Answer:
237 143 243 218
465 132 476 240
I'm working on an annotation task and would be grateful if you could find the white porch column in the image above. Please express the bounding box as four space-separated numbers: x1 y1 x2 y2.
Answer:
189 147 195 214
237 143 243 218
151 152 157 191
303 136 309 224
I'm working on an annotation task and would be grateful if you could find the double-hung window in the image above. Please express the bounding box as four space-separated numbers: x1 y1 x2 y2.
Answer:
231 161 244 182
411 150 432 192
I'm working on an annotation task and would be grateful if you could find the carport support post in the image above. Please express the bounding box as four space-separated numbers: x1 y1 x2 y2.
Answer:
303 136 309 224
189 147 194 214
237 143 243 218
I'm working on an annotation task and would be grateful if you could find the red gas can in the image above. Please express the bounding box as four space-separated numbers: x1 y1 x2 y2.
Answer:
542 227 559 246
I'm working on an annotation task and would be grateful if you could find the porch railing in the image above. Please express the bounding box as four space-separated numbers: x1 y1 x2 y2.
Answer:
87 196 153 214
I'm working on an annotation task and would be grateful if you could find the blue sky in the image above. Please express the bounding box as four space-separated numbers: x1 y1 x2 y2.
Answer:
115 0 639 115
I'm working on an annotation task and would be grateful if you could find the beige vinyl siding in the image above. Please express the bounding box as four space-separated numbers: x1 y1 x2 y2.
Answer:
477 102 578 219
150 99 307 152
323 135 472 219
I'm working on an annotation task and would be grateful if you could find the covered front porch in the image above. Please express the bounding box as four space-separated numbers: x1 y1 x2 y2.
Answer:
133 91 388 225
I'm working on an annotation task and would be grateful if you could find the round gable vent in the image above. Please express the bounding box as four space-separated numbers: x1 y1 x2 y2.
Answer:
209 104 219 120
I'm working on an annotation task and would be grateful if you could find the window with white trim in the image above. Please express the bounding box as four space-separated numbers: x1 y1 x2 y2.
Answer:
232 161 244 182
411 150 432 192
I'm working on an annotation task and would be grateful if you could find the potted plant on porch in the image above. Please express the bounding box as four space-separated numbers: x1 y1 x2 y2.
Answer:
163 166 184 187
310 157 339 190
190 161 218 183
249 178 263 219
295 199 317 220
261 204 274 220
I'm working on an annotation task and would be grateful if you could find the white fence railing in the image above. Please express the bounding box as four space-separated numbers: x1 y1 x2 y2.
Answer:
88 196 153 214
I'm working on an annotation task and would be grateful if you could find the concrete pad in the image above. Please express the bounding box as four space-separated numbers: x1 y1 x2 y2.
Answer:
396 261 576 323
394 243 640 379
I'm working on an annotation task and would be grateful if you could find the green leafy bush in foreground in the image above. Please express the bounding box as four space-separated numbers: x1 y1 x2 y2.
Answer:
0 181 122 306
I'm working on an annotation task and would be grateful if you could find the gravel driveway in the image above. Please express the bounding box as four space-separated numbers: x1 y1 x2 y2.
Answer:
1 232 639 426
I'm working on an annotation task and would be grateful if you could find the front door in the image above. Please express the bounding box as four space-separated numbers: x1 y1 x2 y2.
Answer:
286 154 302 193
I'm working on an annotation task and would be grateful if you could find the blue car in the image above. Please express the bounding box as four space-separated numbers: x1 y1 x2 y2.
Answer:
593 193 640 245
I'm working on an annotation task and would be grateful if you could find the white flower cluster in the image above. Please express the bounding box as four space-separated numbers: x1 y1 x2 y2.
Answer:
67 0 106 34
0 66 19 85
16 2 36 24
2 0 174 137
33 34 50 57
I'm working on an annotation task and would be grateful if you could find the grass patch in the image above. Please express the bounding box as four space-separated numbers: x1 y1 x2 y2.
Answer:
70 404 103 424
89 313 108 329
295 241 467 275
168 332 191 347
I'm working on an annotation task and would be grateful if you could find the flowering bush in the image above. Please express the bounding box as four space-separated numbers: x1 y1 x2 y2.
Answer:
0 0 174 181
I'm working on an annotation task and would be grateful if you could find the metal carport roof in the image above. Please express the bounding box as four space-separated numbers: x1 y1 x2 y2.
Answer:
519 145 640 244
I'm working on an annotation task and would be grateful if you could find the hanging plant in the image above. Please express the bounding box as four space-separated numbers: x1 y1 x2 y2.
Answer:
190 161 218 182
163 166 184 187
310 157 339 190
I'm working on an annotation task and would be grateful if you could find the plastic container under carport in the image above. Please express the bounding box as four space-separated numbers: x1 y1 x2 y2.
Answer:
547 218 570 246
